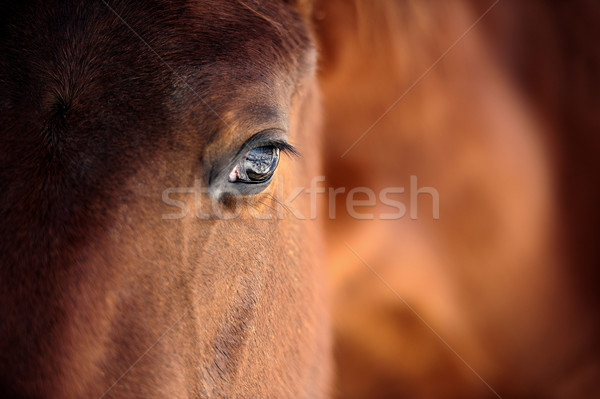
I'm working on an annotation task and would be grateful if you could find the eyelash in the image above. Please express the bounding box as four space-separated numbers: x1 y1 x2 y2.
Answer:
259 140 299 158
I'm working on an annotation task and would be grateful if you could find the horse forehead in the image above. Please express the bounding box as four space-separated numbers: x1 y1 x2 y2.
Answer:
10 0 313 126
5 0 311 85
166 1 315 105
1 0 313 166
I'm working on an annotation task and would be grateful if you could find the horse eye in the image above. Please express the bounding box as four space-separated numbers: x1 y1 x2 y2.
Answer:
228 145 280 184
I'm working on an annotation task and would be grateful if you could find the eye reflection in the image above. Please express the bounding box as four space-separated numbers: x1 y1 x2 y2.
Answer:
228 146 280 184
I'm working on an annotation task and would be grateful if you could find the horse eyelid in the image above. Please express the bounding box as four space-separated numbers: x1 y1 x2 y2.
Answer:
237 129 301 159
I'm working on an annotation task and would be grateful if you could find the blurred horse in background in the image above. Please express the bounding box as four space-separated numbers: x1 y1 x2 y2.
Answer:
315 0 600 398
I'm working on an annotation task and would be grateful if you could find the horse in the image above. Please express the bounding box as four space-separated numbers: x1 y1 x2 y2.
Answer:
2 0 600 398
0 1 330 397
